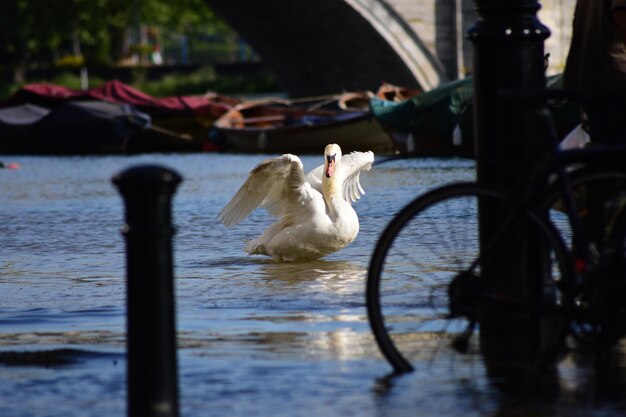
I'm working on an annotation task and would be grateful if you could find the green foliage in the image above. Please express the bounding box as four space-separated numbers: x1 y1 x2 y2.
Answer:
141 0 227 34
135 67 279 97
0 0 235 81
0 66 279 101
4 71 105 93
49 71 105 90
55 55 86 69
136 67 217 96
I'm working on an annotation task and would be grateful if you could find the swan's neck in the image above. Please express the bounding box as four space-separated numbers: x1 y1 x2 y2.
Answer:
322 173 348 221
322 172 342 200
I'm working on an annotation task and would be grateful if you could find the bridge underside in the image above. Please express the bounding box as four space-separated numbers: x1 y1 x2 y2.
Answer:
206 0 443 97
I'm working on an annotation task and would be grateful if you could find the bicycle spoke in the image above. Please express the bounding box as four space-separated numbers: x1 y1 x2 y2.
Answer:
368 183 572 373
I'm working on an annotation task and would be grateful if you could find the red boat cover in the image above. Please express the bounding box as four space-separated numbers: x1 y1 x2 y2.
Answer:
6 80 235 119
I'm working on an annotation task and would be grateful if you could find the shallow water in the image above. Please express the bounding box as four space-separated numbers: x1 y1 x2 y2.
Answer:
1 153 625 417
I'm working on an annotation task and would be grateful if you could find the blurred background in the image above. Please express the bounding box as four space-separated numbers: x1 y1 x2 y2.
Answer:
0 0 576 100
0 0 278 99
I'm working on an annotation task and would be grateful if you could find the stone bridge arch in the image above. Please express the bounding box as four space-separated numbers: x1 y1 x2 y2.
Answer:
206 0 447 97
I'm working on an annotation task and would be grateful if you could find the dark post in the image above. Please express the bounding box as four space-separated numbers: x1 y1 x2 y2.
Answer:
468 1 551 369
112 165 182 417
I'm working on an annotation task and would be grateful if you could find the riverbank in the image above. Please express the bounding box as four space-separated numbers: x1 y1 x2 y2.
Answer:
0 63 280 100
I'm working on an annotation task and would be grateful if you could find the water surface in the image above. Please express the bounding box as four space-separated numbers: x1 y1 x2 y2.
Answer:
1 153 625 417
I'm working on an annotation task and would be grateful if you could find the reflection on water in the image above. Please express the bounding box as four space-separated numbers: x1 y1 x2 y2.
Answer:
1 154 625 417
258 259 365 292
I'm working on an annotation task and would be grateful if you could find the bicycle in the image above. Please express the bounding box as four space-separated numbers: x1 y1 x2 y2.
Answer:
366 89 626 374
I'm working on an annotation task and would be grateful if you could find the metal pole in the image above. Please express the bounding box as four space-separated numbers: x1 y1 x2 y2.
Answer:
468 1 551 370
112 165 182 417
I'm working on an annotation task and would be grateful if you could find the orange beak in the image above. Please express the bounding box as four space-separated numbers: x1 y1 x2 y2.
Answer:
325 154 336 178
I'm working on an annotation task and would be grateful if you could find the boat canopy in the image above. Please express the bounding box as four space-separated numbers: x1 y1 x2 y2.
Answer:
5 80 232 119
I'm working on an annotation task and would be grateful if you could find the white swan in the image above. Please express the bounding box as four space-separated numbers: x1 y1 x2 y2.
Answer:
218 143 374 261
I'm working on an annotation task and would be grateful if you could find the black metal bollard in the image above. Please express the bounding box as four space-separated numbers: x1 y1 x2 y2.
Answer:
468 1 552 370
112 165 182 417
469 0 550 185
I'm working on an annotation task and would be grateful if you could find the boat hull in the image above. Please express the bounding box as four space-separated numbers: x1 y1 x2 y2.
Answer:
215 111 393 154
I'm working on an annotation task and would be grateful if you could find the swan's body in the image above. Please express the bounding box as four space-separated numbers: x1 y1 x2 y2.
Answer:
218 144 374 261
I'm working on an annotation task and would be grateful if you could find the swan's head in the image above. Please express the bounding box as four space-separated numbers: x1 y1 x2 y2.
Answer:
324 143 342 178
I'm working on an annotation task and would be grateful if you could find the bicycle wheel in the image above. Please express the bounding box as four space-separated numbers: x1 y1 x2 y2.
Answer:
546 167 626 349
367 182 573 373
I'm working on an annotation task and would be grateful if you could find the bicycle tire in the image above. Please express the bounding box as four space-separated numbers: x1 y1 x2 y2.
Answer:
367 182 573 373
545 167 626 349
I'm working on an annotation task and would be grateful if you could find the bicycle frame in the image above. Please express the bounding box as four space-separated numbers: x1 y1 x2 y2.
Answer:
497 89 626 272
367 89 626 373
453 91 626 359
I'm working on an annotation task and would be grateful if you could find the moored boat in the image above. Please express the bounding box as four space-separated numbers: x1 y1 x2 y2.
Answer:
371 75 581 157
4 80 235 153
0 101 150 154
371 78 474 157
212 97 394 154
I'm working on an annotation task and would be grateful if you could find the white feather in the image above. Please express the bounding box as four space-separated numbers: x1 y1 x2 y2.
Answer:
218 144 374 261
305 150 374 203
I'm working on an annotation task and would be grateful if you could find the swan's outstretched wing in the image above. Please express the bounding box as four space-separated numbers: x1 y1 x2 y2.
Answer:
218 154 309 227
304 164 323 193
340 151 374 203
305 150 374 203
